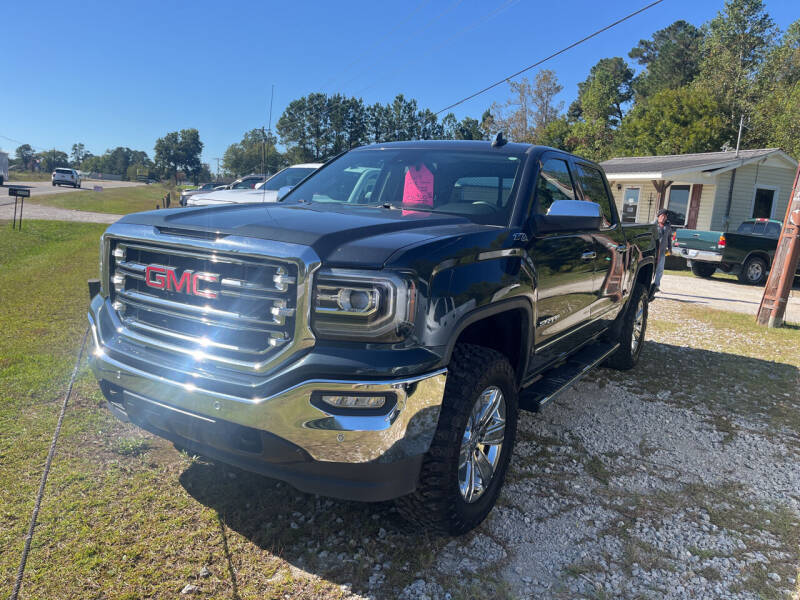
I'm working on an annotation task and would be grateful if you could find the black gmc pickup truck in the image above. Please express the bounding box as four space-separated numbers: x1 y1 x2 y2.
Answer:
88 140 656 534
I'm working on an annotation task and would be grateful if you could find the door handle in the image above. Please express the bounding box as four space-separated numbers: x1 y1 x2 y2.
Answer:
581 251 597 261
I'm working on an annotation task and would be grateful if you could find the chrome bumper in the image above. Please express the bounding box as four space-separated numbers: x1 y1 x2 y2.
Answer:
674 247 723 263
88 298 447 465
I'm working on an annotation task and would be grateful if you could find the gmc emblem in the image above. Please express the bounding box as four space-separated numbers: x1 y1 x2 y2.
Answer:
145 265 219 299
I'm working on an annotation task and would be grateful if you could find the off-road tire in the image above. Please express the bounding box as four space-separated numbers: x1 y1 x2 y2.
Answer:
691 261 717 278
396 344 518 536
738 256 768 285
605 283 648 371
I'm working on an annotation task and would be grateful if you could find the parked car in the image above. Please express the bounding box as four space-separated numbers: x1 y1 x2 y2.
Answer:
0 151 8 186
673 218 798 284
187 164 322 206
88 140 656 534
52 167 81 188
179 182 227 206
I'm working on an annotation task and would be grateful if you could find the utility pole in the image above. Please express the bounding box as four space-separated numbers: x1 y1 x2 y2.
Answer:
213 157 221 180
734 115 744 158
756 161 800 327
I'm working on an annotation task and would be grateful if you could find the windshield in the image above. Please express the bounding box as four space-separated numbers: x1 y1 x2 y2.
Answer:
281 149 524 225
257 167 317 191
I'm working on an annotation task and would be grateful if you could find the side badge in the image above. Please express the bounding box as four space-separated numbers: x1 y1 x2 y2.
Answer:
512 232 529 243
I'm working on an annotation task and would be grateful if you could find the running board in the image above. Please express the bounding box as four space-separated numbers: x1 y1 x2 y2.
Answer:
518 341 620 412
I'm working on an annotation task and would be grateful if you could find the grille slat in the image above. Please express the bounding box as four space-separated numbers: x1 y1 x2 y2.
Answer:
109 240 297 372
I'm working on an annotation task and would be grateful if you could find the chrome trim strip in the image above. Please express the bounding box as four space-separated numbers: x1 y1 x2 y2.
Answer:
117 289 282 327
125 390 217 423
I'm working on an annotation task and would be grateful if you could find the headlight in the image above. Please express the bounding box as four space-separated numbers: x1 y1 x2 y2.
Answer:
312 269 416 341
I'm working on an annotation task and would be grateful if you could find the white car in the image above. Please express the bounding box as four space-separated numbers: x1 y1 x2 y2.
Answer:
52 168 81 188
187 163 322 206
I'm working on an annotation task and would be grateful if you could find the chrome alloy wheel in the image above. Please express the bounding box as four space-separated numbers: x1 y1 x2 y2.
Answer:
458 386 506 503
631 296 645 354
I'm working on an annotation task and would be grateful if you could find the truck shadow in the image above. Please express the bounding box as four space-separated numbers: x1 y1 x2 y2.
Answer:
179 459 444 597
178 339 799 596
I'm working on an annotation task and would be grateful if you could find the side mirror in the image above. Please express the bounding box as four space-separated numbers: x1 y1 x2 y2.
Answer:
534 200 603 232
277 185 293 199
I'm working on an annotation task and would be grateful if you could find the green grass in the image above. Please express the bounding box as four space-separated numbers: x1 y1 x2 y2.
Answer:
7 170 52 182
27 184 178 214
664 267 739 281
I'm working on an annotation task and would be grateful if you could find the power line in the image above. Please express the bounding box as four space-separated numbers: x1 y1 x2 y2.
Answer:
434 0 667 115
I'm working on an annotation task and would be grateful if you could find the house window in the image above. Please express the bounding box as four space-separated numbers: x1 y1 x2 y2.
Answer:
667 185 690 226
752 188 775 219
621 187 640 223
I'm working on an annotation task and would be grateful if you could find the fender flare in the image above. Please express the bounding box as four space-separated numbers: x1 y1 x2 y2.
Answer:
741 250 772 269
442 297 534 378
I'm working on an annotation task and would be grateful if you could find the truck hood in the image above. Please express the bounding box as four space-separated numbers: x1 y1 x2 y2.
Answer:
118 202 491 268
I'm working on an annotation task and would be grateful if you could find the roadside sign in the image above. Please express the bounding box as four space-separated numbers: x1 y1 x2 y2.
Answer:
8 187 30 198
9 188 28 230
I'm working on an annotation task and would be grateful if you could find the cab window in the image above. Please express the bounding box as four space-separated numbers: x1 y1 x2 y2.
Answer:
575 163 616 227
766 222 781 238
534 158 576 215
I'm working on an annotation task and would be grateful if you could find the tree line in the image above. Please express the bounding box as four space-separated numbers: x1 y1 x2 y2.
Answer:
493 0 799 161
10 0 797 181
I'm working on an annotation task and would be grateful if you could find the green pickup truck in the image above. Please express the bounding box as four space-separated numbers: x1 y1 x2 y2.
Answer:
673 218 798 285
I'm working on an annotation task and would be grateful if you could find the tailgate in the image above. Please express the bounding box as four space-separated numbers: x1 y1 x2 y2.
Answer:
673 229 723 252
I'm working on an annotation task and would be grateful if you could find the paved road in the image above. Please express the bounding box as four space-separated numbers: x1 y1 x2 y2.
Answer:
2 179 144 197
656 272 800 323
0 201 120 224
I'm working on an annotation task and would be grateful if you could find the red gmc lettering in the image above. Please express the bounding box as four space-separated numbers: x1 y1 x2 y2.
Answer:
166 269 193 293
192 272 219 299
145 265 167 289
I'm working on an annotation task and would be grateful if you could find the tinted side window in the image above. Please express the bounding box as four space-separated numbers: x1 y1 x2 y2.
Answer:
534 158 576 215
576 164 615 227
766 222 781 238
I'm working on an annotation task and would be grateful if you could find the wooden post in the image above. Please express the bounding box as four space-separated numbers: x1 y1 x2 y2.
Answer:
651 180 673 212
757 162 800 327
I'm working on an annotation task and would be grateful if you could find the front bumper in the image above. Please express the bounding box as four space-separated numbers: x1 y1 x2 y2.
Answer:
673 247 723 263
88 295 447 500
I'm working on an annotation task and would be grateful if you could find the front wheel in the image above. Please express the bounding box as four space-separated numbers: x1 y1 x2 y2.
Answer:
605 283 649 371
691 261 717 278
396 344 518 535
738 256 768 285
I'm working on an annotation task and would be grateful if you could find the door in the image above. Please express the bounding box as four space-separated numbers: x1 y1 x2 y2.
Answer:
526 155 597 376
574 162 629 330
621 187 640 223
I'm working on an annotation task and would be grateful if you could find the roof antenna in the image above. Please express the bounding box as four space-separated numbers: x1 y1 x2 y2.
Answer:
492 131 507 147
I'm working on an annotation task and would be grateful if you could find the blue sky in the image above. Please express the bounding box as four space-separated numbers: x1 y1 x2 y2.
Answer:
1 0 796 169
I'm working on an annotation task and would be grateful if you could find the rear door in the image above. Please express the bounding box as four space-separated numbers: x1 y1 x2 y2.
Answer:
573 160 629 328
526 153 597 375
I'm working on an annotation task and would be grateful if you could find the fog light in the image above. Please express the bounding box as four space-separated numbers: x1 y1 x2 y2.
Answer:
320 394 387 409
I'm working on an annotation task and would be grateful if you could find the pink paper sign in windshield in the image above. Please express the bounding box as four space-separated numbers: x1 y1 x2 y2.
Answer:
402 164 434 208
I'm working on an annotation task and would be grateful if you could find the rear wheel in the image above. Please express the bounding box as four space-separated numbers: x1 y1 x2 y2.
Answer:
605 283 648 371
396 344 518 535
738 256 768 285
690 261 717 278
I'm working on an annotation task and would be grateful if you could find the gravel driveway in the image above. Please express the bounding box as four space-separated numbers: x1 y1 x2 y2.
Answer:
176 298 799 600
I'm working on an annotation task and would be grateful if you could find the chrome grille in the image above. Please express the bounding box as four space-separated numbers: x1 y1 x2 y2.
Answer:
108 239 299 372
